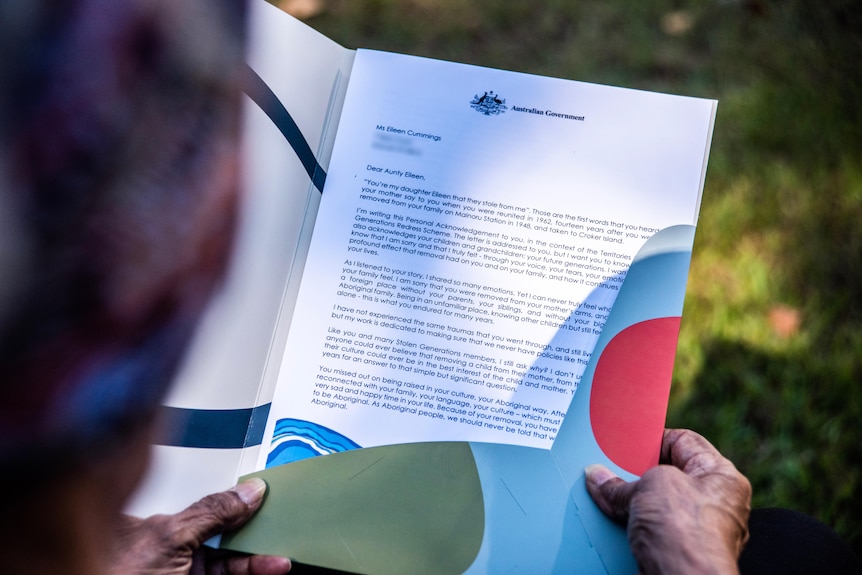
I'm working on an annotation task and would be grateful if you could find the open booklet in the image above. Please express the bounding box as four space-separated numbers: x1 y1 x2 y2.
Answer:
128 1 716 573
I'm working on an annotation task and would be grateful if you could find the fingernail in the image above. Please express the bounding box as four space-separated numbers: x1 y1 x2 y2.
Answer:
233 477 267 505
585 464 616 487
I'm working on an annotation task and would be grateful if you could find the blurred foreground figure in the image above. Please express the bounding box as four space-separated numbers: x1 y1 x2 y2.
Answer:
0 1 288 573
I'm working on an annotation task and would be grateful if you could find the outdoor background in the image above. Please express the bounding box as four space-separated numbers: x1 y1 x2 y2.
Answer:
272 0 862 557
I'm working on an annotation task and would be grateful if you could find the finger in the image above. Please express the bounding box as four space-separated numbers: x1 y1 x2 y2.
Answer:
172 478 269 547
585 464 638 523
225 554 292 575
203 552 292 575
660 428 730 476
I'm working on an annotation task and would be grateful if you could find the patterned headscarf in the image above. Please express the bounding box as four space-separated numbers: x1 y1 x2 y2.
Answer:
0 0 247 465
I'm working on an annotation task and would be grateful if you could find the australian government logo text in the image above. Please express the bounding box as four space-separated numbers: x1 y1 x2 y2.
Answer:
470 91 584 121
511 105 584 121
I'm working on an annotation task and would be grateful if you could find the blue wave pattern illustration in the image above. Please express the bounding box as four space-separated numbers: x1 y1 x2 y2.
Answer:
266 418 361 467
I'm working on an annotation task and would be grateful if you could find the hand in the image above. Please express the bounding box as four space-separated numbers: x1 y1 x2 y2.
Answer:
111 478 291 575
585 428 751 575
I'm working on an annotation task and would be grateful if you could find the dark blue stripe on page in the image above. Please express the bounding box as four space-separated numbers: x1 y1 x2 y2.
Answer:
156 404 271 448
242 64 327 193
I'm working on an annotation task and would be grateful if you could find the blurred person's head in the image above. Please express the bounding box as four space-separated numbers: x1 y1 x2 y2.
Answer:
0 0 246 569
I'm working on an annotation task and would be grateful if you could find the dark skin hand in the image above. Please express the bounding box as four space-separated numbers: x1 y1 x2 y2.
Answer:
110 479 291 575
586 428 752 575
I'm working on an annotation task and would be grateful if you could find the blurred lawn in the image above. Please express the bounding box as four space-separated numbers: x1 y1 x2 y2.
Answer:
273 0 862 556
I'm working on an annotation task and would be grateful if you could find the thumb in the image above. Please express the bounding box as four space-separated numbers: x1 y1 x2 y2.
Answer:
171 478 268 547
585 464 637 524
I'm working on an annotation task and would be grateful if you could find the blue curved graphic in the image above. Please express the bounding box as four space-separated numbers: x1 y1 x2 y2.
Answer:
266 418 361 467
241 63 327 193
155 65 329 452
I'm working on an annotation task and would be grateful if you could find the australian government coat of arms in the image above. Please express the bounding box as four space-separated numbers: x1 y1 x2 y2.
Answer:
470 91 507 116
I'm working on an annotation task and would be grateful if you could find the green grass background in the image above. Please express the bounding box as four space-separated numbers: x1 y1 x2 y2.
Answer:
273 0 862 557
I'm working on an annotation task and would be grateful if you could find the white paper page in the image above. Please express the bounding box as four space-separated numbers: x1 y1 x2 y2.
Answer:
258 49 715 467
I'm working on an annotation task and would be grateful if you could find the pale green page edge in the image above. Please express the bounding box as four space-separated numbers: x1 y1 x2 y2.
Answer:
221 441 484 575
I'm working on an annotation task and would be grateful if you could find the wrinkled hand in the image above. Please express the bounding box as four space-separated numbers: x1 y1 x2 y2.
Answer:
586 428 751 575
111 479 291 575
